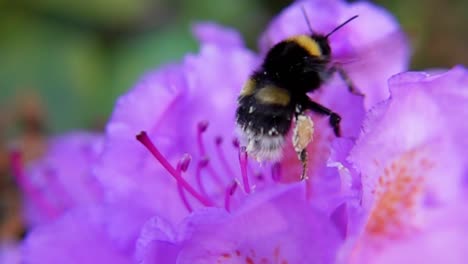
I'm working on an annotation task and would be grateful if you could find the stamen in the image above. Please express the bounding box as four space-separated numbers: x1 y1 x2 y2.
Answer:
179 154 192 172
195 121 225 188
238 147 251 193
9 150 58 218
177 155 193 212
136 132 213 206
197 121 209 155
232 138 240 149
224 181 238 212
271 162 282 182
196 159 210 199
215 136 236 180
232 137 259 179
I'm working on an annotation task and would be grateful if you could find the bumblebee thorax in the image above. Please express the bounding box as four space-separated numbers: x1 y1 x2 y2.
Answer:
287 34 331 59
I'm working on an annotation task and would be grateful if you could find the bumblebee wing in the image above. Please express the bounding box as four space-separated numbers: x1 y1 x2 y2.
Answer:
329 30 410 105
332 30 409 74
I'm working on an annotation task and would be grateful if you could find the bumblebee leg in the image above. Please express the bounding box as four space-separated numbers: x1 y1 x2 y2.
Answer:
298 149 308 180
300 97 342 137
330 66 364 96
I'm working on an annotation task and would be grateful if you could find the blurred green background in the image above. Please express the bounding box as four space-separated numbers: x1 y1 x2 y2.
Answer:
0 0 467 135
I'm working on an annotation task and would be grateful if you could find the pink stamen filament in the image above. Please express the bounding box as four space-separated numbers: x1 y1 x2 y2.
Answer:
271 162 282 182
215 136 236 180
196 159 211 199
238 147 251 193
195 122 225 188
176 159 193 213
9 150 59 218
224 181 238 212
136 132 213 207
197 121 209 155
232 138 257 181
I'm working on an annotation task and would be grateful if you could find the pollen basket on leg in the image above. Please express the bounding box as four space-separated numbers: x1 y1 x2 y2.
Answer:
293 114 314 153
364 150 434 239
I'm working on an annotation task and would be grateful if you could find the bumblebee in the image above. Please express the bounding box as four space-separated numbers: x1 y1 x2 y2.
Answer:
235 11 360 180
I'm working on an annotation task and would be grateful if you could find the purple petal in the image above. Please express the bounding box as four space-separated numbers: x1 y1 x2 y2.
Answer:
22 206 134 264
22 132 103 226
0 242 21 264
136 216 179 264
345 67 468 261
142 184 343 264
192 22 245 48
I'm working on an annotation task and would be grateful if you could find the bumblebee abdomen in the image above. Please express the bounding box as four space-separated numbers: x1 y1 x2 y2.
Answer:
236 82 294 137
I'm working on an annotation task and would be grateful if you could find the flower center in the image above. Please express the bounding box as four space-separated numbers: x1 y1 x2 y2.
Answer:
136 120 263 212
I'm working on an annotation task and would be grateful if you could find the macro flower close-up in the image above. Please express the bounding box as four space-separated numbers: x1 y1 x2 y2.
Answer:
1 0 467 263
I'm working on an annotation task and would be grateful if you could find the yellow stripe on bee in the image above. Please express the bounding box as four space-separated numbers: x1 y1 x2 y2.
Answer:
288 35 322 57
255 86 291 106
240 79 256 97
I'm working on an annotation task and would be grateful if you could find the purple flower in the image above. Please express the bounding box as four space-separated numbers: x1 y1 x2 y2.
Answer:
136 184 343 264
20 0 415 263
11 132 104 227
95 0 409 228
344 66 468 263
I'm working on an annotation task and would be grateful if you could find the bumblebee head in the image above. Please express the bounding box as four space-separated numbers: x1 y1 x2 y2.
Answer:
300 6 358 59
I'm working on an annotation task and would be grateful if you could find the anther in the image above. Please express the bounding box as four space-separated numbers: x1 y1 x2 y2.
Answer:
232 138 240 149
197 121 209 155
224 181 238 213
176 155 193 212
178 154 192 172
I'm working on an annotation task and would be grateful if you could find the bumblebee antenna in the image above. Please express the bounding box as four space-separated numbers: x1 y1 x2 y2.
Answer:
300 6 315 35
325 15 359 38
